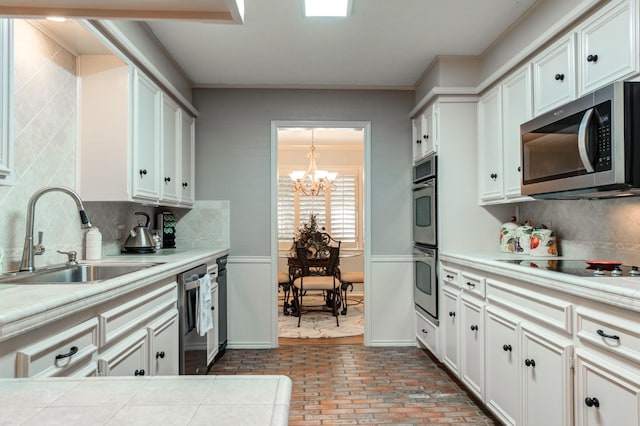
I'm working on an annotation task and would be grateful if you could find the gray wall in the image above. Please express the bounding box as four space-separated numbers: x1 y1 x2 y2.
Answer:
192 89 414 257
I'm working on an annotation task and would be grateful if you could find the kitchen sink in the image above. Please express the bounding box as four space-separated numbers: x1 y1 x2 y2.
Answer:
0 262 163 284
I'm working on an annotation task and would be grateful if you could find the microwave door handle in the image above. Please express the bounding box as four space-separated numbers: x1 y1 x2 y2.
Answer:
578 108 596 173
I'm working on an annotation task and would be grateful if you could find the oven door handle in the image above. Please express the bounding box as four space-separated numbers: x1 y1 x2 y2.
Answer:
577 108 595 173
413 180 435 191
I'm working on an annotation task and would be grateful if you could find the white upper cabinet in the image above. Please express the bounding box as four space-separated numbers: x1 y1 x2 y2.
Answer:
577 0 638 96
78 55 196 207
477 85 503 203
0 19 12 185
411 104 438 163
131 69 161 203
532 34 576 116
501 65 533 200
160 94 181 204
180 110 195 206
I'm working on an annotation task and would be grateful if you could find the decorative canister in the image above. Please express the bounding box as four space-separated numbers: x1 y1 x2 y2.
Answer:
499 216 519 253
530 226 558 256
515 220 533 254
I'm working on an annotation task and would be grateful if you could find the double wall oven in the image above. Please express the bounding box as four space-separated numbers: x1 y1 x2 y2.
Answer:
413 154 438 324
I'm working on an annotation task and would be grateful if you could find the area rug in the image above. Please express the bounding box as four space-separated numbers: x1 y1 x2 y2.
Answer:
278 295 364 338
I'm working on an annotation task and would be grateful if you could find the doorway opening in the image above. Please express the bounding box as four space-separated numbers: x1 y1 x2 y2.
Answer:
270 121 370 346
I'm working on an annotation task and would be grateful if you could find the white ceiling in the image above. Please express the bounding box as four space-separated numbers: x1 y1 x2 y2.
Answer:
25 0 539 89
145 0 538 89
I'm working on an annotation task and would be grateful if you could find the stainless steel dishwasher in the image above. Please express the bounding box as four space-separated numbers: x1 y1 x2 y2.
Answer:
177 263 208 375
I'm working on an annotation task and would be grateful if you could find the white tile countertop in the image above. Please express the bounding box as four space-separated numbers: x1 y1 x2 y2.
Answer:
0 248 229 342
0 375 292 425
441 251 640 312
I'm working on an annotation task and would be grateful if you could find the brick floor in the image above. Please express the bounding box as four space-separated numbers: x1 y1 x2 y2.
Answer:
209 344 498 425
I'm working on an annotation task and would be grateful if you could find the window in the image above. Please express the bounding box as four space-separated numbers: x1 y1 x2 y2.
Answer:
278 170 360 248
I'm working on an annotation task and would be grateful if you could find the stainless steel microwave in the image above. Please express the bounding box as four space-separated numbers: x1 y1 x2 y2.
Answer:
520 81 640 199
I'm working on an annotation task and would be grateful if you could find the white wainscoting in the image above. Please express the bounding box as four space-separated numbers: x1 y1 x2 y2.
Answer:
367 255 415 347
227 254 416 348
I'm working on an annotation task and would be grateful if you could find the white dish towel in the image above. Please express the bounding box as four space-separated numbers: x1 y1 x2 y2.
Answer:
196 273 213 336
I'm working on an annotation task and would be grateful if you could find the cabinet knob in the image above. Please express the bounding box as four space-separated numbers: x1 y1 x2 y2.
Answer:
139 169 147 177
517 166 521 172
156 351 165 359
421 328 428 334
423 134 429 140
502 344 512 352
416 139 422 144
466 282 476 289
446 274 454 280
164 177 171 183
524 358 536 367
449 311 456 317
182 182 189 188
585 397 600 408
490 173 498 180
134 369 145 376
587 54 598 63
554 73 565 81
470 325 478 331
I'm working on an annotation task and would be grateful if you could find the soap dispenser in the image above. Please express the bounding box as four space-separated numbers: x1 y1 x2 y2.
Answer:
85 227 102 260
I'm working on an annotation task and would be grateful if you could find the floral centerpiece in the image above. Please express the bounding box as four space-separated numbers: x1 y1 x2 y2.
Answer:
290 214 329 258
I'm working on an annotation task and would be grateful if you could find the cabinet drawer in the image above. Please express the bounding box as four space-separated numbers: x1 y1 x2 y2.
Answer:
16 318 99 378
460 271 485 298
440 265 460 289
99 282 177 346
416 310 438 355
577 308 640 364
486 278 573 334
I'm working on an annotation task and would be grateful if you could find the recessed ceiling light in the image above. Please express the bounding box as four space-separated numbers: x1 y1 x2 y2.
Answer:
304 0 352 17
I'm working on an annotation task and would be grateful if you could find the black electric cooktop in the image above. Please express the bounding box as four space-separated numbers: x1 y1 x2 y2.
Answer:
498 259 640 278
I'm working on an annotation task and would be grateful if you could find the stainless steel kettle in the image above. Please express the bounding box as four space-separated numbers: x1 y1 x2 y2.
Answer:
124 212 156 253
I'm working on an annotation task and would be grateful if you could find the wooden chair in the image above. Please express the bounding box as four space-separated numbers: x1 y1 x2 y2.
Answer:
291 240 342 327
339 271 364 315
278 270 292 315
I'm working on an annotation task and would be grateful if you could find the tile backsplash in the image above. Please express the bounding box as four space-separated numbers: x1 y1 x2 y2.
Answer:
0 21 228 272
519 197 640 264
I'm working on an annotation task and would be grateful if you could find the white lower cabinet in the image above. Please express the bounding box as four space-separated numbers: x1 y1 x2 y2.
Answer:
148 310 179 375
520 323 574 426
415 309 438 354
0 279 179 379
575 348 640 426
485 306 519 426
98 329 148 377
442 287 460 375
460 293 484 400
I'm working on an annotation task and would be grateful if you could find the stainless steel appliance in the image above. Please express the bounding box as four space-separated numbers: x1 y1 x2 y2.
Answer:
520 81 640 199
177 264 206 374
413 154 437 247
414 245 438 324
123 212 155 253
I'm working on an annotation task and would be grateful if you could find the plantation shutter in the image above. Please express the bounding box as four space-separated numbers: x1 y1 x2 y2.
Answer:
278 178 295 240
299 195 327 231
330 175 357 242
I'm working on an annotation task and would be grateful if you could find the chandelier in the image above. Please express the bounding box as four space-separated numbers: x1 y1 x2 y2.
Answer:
289 130 337 196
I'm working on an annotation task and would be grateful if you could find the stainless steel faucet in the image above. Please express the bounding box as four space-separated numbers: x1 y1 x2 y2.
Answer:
20 186 92 272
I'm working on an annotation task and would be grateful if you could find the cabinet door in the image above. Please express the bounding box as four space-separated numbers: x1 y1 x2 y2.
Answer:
412 117 422 162
419 106 436 157
578 0 638 95
485 306 519 426
460 294 484 400
132 69 161 202
98 329 148 377
160 94 180 204
0 20 12 184
180 110 195 206
520 323 573 426
477 86 503 203
575 349 640 426
207 284 219 365
148 310 179 376
442 288 460 375
533 34 576 115
501 65 532 200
